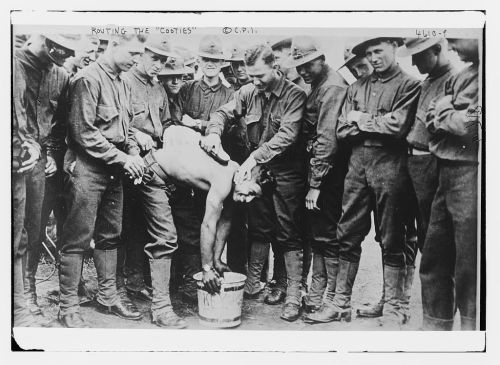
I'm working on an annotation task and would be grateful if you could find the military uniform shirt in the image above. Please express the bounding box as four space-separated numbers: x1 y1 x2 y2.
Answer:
337 64 421 147
407 62 455 151
207 74 307 164
303 65 348 188
67 56 139 166
428 63 479 162
15 47 70 157
178 77 234 129
124 66 171 141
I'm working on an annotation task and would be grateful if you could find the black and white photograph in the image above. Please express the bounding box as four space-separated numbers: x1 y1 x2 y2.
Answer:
6 6 491 357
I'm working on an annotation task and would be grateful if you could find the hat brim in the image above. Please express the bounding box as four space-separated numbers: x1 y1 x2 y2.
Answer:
292 50 324 67
352 37 404 56
145 45 177 58
397 38 442 57
197 51 226 60
271 38 292 51
158 66 195 76
228 56 245 62
44 35 80 52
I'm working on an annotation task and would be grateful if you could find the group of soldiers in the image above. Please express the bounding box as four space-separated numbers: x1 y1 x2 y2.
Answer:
12 30 480 331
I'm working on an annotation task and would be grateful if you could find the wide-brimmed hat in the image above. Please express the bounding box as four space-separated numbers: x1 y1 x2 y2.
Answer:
227 44 245 62
352 37 404 56
291 36 324 67
198 35 225 60
43 34 81 53
270 37 292 51
145 36 177 58
158 57 194 76
398 37 444 57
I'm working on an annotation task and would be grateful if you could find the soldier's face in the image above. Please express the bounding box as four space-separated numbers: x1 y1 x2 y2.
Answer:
247 59 276 92
273 47 292 73
44 38 74 67
111 38 144 72
296 57 324 84
199 56 224 78
412 47 438 75
140 49 168 78
163 75 183 95
365 41 396 74
231 61 248 82
75 46 98 69
349 57 373 79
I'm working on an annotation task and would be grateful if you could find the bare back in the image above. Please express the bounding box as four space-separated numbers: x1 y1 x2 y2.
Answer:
153 126 237 198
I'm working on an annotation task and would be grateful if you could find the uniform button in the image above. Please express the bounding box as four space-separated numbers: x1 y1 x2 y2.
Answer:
110 175 115 180
372 92 376 96
37 99 41 104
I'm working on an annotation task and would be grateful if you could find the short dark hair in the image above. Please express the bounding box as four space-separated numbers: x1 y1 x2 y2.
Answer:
244 44 275 67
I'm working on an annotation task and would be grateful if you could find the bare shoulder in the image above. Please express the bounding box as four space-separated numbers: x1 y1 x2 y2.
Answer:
162 125 201 147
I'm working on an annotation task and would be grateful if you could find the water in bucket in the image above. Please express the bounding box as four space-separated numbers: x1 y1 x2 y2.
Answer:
193 271 247 328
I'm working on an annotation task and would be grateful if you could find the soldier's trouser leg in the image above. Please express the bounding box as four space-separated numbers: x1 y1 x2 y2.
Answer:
122 180 147 293
139 174 178 314
23 157 46 301
59 157 122 314
246 186 275 295
305 167 345 308
420 161 478 330
13 173 33 326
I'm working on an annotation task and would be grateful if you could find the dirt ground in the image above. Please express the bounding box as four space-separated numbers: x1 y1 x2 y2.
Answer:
33 226 427 331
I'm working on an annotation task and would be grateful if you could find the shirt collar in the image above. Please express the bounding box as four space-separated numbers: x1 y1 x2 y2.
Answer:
131 66 153 85
427 62 453 80
371 63 401 83
269 72 286 98
199 77 223 92
97 56 121 80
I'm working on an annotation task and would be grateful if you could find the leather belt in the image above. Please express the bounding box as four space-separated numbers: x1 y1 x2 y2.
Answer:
143 151 169 183
408 146 431 156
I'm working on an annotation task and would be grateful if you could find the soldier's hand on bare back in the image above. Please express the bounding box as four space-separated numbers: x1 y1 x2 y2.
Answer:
123 154 145 179
200 133 221 155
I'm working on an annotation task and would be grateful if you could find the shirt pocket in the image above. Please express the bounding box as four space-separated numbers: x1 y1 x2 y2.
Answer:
245 114 262 147
96 104 119 124
131 102 146 125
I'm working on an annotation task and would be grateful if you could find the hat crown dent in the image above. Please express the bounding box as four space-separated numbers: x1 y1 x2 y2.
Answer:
199 35 224 57
43 33 82 51
292 36 321 60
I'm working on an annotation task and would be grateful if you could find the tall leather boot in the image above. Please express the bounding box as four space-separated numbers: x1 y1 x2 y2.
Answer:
379 265 406 329
58 252 88 328
280 250 303 322
303 252 327 313
150 258 187 328
93 248 142 320
180 253 201 304
325 259 359 322
305 257 340 323
401 265 415 324
24 244 42 316
14 256 41 327
244 242 270 299
264 246 287 305
357 253 384 318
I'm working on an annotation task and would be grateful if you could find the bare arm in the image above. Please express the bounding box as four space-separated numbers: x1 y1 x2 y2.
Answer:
213 197 234 272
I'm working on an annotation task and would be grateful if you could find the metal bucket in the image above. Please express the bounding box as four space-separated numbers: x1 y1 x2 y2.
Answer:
193 272 247 328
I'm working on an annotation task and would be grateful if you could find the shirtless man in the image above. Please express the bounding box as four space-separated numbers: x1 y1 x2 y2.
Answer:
146 125 263 293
